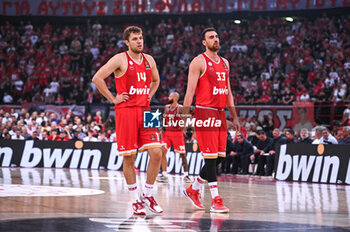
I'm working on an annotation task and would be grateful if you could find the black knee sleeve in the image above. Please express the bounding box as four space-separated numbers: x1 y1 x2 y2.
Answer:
199 159 217 182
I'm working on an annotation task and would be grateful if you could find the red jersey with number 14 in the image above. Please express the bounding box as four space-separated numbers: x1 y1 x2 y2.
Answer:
115 52 152 108
195 53 229 109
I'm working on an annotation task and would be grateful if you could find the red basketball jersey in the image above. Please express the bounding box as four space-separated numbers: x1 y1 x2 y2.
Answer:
164 104 182 131
115 52 152 108
195 53 229 109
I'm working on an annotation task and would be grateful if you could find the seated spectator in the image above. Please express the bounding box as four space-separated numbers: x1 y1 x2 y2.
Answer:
312 126 325 144
266 128 287 176
230 133 254 175
338 126 350 144
320 127 338 144
30 130 40 140
285 129 296 144
11 128 24 140
47 129 62 141
83 130 98 142
252 130 274 176
297 128 313 144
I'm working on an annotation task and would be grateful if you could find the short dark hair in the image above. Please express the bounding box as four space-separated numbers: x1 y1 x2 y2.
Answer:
287 129 295 136
236 133 244 138
201 27 216 41
123 26 142 41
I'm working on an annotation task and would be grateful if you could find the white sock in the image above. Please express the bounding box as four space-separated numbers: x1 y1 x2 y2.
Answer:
192 176 205 191
208 182 219 199
127 183 139 201
184 171 189 176
143 183 153 197
163 171 168 177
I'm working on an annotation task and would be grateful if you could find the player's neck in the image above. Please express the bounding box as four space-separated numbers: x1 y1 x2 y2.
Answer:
127 51 142 63
204 50 219 63
170 102 177 108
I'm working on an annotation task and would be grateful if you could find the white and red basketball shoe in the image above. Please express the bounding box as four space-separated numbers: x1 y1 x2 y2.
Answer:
132 199 146 216
140 194 163 214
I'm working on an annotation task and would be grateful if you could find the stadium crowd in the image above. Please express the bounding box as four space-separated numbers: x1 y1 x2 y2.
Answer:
0 15 349 110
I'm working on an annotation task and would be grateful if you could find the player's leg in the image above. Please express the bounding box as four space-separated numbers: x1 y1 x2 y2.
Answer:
140 146 163 213
209 110 229 213
116 107 145 215
138 118 163 214
157 145 169 183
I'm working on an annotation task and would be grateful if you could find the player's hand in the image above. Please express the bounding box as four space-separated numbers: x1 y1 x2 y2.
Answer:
232 118 240 132
113 92 129 104
148 94 153 102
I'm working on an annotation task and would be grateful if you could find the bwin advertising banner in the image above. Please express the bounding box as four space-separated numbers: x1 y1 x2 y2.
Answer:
0 140 204 174
275 144 350 185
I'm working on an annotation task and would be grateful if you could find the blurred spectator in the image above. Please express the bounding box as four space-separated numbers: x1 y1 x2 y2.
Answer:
320 127 338 144
297 128 313 144
338 126 350 144
83 130 98 142
11 128 24 140
285 129 296 144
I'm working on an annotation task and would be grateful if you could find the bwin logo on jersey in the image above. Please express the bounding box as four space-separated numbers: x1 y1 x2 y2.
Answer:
143 109 161 128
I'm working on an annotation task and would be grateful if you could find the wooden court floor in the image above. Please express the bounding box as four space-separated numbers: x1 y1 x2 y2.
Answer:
0 168 349 231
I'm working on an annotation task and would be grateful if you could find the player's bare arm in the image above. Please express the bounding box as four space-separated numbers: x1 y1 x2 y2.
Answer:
183 55 204 111
145 54 160 101
224 58 240 131
92 53 129 104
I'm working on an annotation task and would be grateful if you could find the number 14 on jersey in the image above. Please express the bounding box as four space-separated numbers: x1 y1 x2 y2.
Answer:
137 72 146 82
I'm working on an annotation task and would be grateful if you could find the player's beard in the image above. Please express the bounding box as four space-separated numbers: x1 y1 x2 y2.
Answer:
167 99 174 104
130 45 143 54
207 43 220 52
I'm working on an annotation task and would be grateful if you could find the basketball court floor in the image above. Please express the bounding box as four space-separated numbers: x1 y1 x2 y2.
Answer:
0 167 349 231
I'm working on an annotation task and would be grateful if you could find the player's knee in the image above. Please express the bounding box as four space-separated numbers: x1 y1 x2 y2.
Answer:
123 156 134 166
149 147 162 161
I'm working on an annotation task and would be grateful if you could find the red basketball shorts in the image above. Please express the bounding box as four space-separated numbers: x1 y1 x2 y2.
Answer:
163 130 186 153
115 107 161 156
194 106 227 159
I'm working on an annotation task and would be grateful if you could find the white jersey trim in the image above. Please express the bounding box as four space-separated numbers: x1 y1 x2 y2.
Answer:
114 53 128 79
199 54 207 79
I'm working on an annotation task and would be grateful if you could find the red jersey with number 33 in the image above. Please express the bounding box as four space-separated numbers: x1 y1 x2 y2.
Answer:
195 53 229 109
115 52 152 108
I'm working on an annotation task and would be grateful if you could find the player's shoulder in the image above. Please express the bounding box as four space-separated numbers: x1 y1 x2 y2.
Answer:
143 53 157 67
109 52 127 62
143 53 155 62
220 56 229 66
190 54 206 66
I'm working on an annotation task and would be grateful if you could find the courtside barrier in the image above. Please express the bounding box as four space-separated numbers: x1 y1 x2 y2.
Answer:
0 140 204 174
275 144 350 185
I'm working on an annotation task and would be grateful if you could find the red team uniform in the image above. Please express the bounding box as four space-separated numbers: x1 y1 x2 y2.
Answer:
114 52 160 156
195 53 229 159
163 104 186 153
